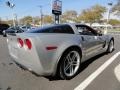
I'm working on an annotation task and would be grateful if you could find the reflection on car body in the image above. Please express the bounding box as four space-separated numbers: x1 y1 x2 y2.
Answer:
7 23 114 80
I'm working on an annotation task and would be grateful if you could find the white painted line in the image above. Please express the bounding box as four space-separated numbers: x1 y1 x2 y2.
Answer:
74 51 120 90
114 64 120 82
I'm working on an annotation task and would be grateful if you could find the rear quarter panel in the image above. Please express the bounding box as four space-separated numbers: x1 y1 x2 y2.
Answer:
33 33 84 75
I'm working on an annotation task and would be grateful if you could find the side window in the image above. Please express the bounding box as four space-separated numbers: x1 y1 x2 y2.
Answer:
82 27 94 35
76 25 96 35
76 26 85 34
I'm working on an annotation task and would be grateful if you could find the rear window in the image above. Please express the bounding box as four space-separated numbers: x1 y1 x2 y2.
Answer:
26 25 74 34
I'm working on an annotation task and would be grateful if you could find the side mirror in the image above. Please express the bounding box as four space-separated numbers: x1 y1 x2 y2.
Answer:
96 30 103 36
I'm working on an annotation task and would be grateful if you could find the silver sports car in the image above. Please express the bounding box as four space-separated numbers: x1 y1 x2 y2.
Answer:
7 23 114 80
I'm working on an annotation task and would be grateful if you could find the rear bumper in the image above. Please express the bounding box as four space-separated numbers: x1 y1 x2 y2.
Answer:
10 54 51 76
13 59 40 76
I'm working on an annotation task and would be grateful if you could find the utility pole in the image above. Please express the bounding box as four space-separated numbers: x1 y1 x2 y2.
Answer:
14 14 18 26
104 2 113 34
38 5 43 26
0 17 1 24
107 2 113 24
38 3 50 26
6 16 8 24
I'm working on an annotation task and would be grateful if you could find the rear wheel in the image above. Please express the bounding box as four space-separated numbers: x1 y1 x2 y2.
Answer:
59 48 81 80
3 32 7 37
3 34 6 37
107 39 114 53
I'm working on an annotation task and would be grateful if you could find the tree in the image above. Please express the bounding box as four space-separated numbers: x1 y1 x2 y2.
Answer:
33 16 40 25
109 19 120 25
20 16 33 25
0 17 1 23
112 0 120 15
6 20 13 25
61 10 78 23
0 18 10 25
78 4 106 25
43 15 53 24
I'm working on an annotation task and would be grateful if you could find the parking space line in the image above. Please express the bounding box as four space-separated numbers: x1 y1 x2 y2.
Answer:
74 51 120 90
114 64 120 82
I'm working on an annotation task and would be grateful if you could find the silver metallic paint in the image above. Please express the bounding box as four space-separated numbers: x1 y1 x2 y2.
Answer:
7 24 113 76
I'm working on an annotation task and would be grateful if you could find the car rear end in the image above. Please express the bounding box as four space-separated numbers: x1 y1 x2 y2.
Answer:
7 24 77 77
7 33 46 75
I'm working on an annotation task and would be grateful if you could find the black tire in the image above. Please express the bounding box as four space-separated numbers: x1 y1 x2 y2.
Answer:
3 32 7 37
59 48 81 80
107 39 114 53
3 34 7 37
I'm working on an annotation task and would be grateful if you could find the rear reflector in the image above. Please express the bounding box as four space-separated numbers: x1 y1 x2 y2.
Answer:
17 38 24 47
25 39 32 50
46 46 57 50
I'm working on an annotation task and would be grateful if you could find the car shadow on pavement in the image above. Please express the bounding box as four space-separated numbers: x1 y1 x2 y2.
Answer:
76 49 115 79
46 52 109 81
79 52 106 73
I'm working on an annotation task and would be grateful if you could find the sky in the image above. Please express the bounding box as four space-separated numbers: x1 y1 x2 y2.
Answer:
0 0 118 20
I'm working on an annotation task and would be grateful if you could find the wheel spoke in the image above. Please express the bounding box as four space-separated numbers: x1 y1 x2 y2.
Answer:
71 62 79 66
70 65 74 75
66 54 72 62
64 63 71 72
71 53 77 62
110 41 114 52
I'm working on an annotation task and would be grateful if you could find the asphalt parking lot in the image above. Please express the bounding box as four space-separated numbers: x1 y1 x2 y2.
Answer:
0 35 120 90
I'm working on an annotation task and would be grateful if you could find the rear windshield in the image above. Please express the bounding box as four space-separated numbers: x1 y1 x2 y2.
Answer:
26 25 74 34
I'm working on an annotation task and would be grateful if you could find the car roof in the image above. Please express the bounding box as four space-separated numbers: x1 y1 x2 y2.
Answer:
37 23 87 29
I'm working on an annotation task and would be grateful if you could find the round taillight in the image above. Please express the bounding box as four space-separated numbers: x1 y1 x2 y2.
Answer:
17 38 23 48
25 39 32 50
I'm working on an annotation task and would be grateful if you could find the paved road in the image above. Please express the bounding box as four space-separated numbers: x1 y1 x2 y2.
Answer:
0 35 120 90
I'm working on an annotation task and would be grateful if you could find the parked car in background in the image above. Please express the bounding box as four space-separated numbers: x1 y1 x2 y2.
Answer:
20 26 36 32
20 26 31 31
3 26 24 37
0 24 9 34
7 23 114 80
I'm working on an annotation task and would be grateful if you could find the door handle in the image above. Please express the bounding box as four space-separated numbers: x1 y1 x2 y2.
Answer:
81 36 85 41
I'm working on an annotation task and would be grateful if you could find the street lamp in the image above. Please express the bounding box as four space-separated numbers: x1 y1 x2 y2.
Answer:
6 1 16 26
104 2 113 34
